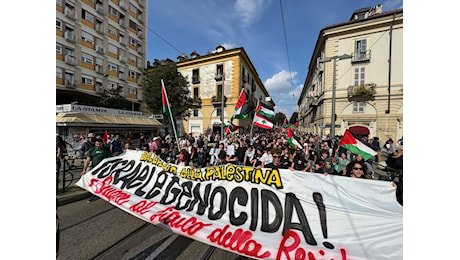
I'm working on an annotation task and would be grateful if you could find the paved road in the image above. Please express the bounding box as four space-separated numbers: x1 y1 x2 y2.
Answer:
57 197 253 260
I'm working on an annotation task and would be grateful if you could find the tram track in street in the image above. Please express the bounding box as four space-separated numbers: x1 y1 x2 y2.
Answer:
60 206 117 232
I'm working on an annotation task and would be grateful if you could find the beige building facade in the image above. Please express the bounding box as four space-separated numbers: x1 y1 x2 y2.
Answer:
298 6 403 142
176 46 274 136
56 0 147 111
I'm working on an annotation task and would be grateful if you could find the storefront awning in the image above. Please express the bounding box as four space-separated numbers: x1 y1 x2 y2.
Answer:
349 126 370 136
56 113 162 128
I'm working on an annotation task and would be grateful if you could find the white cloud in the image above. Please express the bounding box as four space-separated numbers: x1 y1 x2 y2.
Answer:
234 0 272 26
264 70 298 92
288 84 303 99
221 42 239 50
383 0 403 10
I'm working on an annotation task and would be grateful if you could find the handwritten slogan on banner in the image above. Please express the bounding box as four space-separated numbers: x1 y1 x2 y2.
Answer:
77 150 402 260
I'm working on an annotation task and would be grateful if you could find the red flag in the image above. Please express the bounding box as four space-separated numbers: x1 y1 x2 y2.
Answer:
102 130 108 144
161 82 170 115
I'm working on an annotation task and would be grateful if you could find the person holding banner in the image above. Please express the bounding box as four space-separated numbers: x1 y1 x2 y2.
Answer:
315 158 339 176
264 148 288 169
81 138 111 202
345 160 369 179
176 149 190 167
289 148 311 172
243 145 255 166
280 146 293 169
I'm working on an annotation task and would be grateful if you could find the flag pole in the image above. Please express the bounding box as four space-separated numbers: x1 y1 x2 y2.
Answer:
250 99 259 140
161 79 180 149
231 88 245 122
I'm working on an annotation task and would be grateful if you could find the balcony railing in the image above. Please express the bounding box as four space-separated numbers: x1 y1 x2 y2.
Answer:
191 97 202 108
347 83 376 102
64 31 76 42
65 7 76 20
211 95 227 107
351 50 371 63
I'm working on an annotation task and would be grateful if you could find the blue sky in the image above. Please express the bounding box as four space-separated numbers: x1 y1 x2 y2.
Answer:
146 0 403 118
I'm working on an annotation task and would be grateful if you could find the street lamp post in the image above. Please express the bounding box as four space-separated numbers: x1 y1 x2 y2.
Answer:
215 72 225 137
319 54 352 139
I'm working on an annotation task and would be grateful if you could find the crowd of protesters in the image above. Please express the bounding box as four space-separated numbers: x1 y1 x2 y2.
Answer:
135 131 403 178
57 129 403 204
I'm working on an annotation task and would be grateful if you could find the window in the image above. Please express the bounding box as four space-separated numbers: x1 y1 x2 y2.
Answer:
353 102 365 113
128 54 136 63
129 87 136 95
56 0 62 6
217 84 223 96
96 80 103 89
65 72 74 83
81 53 94 64
129 37 136 46
129 3 137 13
129 70 136 78
56 44 62 54
82 75 94 85
56 19 62 30
109 6 118 17
108 43 117 54
354 67 365 86
108 63 117 72
216 64 223 80
129 19 137 30
108 82 117 89
65 47 74 57
81 31 94 44
192 69 200 84
56 67 63 78
193 87 199 98
193 109 199 117
354 39 367 60
108 25 117 37
216 108 222 116
82 9 94 23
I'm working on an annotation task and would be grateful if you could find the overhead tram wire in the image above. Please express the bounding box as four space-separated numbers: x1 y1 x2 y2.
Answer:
279 0 296 100
146 25 183 55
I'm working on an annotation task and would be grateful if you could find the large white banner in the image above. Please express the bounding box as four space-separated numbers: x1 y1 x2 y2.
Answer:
77 150 402 260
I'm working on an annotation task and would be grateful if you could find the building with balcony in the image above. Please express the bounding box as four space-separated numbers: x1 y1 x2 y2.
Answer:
56 0 147 111
175 46 274 136
298 5 403 141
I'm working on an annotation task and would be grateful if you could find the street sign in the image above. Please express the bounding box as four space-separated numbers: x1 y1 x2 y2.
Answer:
151 114 164 120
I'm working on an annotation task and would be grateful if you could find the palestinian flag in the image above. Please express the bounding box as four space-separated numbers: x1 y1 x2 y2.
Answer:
255 101 275 118
253 113 273 129
282 118 288 128
161 81 170 116
289 122 298 129
339 129 377 160
225 121 243 133
288 127 302 149
232 89 251 119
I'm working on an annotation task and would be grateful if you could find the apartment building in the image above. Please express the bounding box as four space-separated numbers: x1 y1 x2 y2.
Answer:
56 0 147 111
175 46 274 136
298 5 403 141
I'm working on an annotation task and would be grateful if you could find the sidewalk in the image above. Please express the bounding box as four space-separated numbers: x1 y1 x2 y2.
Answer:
56 170 91 206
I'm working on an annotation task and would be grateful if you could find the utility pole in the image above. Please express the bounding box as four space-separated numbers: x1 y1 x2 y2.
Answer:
319 54 352 138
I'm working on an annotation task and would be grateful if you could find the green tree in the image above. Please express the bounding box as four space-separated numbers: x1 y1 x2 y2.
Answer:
97 87 132 110
289 112 298 124
273 112 287 126
142 62 193 120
